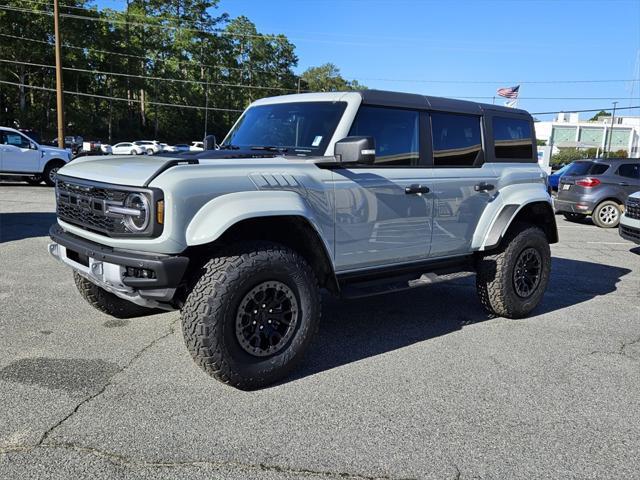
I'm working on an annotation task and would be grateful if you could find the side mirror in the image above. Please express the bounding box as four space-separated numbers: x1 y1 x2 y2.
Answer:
30 141 38 150
203 135 217 151
334 136 375 165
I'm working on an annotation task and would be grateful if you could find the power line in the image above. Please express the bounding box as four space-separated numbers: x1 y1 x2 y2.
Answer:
0 32 288 78
0 58 301 92
1 32 637 88
531 105 640 115
0 79 243 112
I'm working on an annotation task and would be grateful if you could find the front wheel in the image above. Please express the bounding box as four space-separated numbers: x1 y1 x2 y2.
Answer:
43 161 64 186
592 200 621 228
73 273 160 319
476 224 551 319
181 242 320 390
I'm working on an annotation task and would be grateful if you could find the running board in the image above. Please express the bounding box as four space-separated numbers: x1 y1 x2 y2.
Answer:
339 270 475 299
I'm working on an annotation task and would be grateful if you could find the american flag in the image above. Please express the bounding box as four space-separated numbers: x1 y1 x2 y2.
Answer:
497 85 520 99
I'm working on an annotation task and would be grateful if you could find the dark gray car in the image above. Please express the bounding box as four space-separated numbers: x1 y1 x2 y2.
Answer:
555 158 640 228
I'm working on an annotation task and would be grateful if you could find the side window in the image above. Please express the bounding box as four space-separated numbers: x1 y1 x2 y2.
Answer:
617 163 640 179
589 164 609 175
492 116 533 160
348 106 419 166
4 132 31 148
431 112 482 167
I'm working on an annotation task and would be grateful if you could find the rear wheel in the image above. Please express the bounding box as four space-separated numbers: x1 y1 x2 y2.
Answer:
181 242 320 390
563 212 586 222
43 161 64 186
592 200 621 228
146 148 154 155
476 224 551 319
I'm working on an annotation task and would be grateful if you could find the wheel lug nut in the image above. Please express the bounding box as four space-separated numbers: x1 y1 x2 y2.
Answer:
262 304 266 308
252 321 256 325
253 310 258 314
268 319 272 324
268 309 273 313
259 325 263 330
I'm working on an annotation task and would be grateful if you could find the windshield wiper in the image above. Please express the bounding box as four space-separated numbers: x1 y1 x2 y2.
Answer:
250 146 289 152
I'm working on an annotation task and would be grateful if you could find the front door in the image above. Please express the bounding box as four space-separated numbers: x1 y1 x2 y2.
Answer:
332 106 433 272
0 130 40 173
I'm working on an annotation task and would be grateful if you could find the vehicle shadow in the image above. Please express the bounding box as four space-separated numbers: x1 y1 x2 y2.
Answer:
288 256 631 384
0 212 57 243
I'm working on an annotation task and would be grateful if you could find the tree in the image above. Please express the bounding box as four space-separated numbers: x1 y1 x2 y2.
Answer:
550 148 587 165
300 63 366 92
589 110 610 121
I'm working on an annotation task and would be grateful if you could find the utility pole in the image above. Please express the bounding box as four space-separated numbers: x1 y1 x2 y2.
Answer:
53 0 65 149
605 101 618 158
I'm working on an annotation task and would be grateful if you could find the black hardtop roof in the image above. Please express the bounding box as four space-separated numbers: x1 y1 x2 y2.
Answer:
357 89 531 117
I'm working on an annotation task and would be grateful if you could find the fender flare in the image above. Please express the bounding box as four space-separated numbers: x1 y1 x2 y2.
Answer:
185 190 330 251
478 199 556 250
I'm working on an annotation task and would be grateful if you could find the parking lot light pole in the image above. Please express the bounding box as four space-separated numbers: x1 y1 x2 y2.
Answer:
53 0 65 149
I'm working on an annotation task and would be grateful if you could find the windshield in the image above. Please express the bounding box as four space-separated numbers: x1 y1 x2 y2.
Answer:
222 101 347 155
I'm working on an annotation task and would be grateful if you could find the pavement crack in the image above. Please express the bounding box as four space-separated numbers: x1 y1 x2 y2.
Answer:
0 441 415 480
588 335 640 362
36 319 179 446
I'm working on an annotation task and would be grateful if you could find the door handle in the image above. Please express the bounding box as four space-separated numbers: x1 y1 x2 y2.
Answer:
405 184 430 195
619 182 629 186
474 182 495 192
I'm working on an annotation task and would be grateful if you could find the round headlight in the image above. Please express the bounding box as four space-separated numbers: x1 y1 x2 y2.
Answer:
123 193 150 232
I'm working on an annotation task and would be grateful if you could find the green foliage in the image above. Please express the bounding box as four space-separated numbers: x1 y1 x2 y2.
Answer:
550 148 588 165
536 139 546 146
0 1 362 144
300 63 366 92
589 110 610 121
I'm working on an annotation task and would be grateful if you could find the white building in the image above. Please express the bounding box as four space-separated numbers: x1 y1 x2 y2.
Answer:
534 112 640 158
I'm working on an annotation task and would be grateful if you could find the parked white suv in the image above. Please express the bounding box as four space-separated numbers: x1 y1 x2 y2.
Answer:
134 140 162 155
111 142 146 155
0 127 72 186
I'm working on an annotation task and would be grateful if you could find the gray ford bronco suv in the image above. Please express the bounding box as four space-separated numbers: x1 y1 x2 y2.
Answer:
49 90 558 389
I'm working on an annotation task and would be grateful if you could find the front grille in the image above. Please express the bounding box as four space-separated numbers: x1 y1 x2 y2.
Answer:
626 198 640 220
56 179 129 235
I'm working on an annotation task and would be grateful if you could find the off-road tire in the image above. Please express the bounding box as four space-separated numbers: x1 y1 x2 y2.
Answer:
181 242 320 390
591 200 622 228
563 212 586 222
73 272 159 319
43 161 65 186
476 224 551 319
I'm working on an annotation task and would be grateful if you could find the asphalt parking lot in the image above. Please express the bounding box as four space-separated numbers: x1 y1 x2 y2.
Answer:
0 183 638 480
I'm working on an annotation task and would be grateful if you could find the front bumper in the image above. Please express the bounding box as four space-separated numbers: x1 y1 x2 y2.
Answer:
49 223 189 309
619 215 640 244
554 198 595 215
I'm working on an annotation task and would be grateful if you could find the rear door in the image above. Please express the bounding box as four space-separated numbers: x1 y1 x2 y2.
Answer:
333 106 434 272
428 112 499 257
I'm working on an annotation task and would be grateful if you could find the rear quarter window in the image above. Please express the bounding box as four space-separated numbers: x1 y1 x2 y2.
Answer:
492 116 533 160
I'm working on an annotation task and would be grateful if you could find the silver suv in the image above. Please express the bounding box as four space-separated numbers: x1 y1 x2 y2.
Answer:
49 90 558 389
555 158 640 228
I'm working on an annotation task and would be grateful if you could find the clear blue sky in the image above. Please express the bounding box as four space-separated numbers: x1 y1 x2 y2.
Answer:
102 0 640 120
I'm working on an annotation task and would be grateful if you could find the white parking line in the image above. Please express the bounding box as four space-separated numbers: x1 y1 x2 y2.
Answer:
586 242 630 245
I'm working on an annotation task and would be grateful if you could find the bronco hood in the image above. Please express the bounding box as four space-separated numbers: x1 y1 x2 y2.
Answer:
56 149 282 187
56 155 188 187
